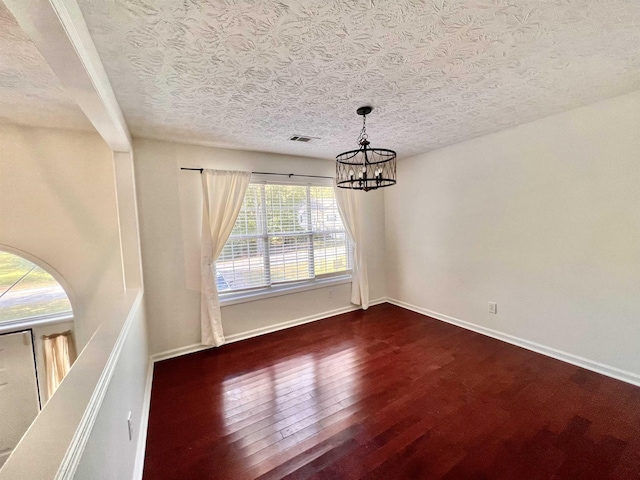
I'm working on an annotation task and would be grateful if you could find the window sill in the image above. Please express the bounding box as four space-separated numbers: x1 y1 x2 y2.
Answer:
0 313 74 335
219 275 352 307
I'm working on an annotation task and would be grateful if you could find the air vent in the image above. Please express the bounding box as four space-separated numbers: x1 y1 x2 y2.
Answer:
289 135 319 142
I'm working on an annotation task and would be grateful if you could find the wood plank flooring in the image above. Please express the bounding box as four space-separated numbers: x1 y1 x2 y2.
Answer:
143 303 640 479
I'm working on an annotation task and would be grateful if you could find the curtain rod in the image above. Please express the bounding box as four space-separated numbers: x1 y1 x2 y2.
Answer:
180 168 333 180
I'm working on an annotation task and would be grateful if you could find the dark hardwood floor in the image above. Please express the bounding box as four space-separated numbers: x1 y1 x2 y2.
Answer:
143 303 640 479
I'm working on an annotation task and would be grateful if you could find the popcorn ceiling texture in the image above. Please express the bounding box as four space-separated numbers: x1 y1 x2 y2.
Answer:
12 1 640 157
0 4 93 131
74 0 640 158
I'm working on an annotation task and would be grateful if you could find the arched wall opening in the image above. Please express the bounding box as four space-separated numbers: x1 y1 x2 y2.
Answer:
0 248 77 468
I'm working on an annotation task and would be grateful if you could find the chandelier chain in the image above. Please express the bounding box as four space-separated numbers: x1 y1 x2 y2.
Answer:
357 114 368 145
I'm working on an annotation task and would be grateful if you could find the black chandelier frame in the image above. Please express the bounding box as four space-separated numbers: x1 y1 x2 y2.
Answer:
336 106 397 192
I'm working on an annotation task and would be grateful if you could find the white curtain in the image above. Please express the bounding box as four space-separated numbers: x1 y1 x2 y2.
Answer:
201 169 251 346
43 331 77 399
333 182 369 309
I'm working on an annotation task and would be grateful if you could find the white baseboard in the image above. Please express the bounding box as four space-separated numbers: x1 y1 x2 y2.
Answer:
151 343 211 363
150 297 387 364
131 358 153 480
224 297 387 345
386 297 640 387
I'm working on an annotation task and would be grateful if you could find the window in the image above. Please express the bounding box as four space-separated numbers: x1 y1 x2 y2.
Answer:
215 182 351 295
0 251 72 323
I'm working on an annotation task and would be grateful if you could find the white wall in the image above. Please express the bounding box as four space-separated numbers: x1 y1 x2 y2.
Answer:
0 291 145 480
0 124 126 347
134 138 386 355
0 124 149 480
74 299 149 480
385 91 640 379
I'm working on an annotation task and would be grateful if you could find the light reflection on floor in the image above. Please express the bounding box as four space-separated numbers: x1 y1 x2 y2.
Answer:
221 344 360 455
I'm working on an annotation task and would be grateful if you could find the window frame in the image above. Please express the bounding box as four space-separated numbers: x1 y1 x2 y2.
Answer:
0 312 74 335
0 248 74 332
217 175 353 305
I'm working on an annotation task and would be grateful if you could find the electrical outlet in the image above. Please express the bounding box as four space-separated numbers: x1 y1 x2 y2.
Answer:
489 302 497 314
127 411 133 441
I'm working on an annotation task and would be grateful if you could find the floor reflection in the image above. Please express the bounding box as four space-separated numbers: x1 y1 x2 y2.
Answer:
221 344 360 457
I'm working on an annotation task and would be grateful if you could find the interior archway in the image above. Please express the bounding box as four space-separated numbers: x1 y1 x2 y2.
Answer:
0 249 76 467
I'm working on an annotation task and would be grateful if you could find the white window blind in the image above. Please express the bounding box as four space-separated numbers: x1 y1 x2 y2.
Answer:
215 183 352 293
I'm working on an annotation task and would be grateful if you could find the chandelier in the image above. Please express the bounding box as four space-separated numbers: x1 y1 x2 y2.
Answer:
336 106 396 192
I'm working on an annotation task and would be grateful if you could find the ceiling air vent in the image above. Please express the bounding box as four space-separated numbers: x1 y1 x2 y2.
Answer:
289 135 319 142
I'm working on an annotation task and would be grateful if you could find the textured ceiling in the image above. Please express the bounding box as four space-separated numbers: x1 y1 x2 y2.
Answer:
76 0 640 159
0 3 93 131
